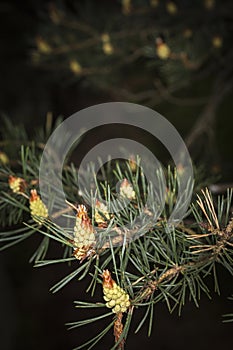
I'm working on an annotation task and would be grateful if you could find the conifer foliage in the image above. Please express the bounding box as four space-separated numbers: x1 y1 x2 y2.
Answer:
0 117 232 349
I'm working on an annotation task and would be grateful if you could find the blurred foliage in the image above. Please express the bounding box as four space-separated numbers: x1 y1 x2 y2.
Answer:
30 0 233 105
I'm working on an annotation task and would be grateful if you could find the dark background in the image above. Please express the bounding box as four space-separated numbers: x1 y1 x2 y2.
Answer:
0 1 232 349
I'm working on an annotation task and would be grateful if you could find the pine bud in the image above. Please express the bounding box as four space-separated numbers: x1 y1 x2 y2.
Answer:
0 151 9 165
36 36 52 54
103 42 114 55
102 270 130 314
156 38 171 60
204 0 215 10
166 1 178 15
29 189 48 224
49 3 61 24
122 0 132 15
120 178 136 200
69 60 82 75
212 35 222 49
73 204 96 261
8 175 26 194
94 200 110 226
101 33 114 55
150 0 159 8
129 155 137 172
183 28 193 39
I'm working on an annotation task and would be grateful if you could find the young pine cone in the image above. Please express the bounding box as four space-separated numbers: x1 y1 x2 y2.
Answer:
8 175 26 194
29 189 48 224
102 270 130 313
73 204 96 261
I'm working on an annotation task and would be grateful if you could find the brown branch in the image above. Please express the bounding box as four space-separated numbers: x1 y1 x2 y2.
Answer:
114 312 124 350
136 221 233 302
100 215 156 249
154 79 208 106
137 265 184 300
60 18 98 37
185 78 233 149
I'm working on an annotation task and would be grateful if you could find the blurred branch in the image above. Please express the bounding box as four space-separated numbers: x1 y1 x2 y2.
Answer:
185 75 233 149
154 79 208 106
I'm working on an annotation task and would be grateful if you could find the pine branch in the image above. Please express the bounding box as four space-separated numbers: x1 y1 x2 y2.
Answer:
1 113 232 349
136 188 233 302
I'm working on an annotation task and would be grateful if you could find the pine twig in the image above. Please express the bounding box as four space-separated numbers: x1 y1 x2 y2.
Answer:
137 193 233 301
114 312 124 350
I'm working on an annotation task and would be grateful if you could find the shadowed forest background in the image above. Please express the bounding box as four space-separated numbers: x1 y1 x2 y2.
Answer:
0 1 232 349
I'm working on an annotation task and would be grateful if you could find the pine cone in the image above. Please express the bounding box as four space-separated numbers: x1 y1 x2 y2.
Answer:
102 270 130 313
29 189 48 224
9 175 26 194
73 204 96 261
